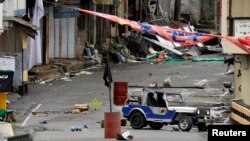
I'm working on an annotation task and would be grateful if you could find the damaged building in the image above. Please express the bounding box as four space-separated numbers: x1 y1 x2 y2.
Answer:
0 0 222 93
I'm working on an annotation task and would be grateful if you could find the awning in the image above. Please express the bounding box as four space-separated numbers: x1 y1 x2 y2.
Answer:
3 17 39 39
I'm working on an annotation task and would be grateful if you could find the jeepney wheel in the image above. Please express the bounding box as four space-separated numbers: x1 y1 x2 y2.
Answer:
150 122 164 130
130 112 145 129
178 116 193 131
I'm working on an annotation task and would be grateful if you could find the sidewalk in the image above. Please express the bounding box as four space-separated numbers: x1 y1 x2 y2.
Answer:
28 59 98 83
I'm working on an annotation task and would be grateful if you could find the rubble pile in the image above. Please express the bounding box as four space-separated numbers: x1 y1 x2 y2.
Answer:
29 65 61 83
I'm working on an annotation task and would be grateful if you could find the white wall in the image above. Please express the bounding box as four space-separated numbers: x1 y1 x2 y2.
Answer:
0 3 3 35
3 0 26 17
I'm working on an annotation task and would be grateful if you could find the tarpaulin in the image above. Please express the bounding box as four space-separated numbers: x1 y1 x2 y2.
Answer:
76 8 250 54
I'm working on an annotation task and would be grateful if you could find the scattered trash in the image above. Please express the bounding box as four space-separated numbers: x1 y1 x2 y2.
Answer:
70 109 81 114
149 81 157 87
163 76 172 87
64 104 89 114
74 71 93 76
39 81 46 85
116 130 133 141
80 71 93 75
40 120 47 124
69 73 75 77
100 120 104 128
121 119 127 126
172 127 180 132
70 126 82 132
6 100 10 104
223 81 232 89
225 69 234 75
69 125 88 132
224 56 234 73
194 79 208 88
60 77 72 82
83 125 88 129
74 104 89 112
38 81 53 86
32 110 61 116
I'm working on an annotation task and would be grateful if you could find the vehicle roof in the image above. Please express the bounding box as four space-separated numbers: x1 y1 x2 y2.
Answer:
142 87 164 93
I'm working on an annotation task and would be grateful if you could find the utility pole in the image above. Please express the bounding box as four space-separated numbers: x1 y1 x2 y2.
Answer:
174 0 181 21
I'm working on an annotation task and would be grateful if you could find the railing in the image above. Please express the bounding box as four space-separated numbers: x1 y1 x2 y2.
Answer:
231 99 250 125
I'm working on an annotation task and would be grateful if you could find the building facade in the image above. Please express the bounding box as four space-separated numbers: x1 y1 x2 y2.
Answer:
221 0 250 104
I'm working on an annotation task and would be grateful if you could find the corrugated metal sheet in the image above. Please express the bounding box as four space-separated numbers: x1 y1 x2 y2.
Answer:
94 0 113 5
49 7 76 59
61 18 75 58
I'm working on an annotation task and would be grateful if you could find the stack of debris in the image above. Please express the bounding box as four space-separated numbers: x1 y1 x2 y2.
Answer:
28 59 98 84
70 104 89 114
28 65 61 83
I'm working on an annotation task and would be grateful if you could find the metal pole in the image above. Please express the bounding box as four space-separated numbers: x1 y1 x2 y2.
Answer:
107 53 112 112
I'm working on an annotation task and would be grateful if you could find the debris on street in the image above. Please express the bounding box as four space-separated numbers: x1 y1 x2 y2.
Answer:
74 104 89 112
194 79 208 88
39 120 47 124
66 104 89 114
60 77 72 82
69 125 88 132
32 110 61 116
116 130 133 141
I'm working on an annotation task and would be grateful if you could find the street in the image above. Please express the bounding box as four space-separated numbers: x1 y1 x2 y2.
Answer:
9 61 232 141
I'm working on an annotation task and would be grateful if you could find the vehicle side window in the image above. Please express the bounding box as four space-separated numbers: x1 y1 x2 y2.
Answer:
147 92 157 106
127 95 141 105
156 93 167 107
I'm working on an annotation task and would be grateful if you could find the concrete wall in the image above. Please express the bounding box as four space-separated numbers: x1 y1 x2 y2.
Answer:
231 0 250 17
158 0 171 18
169 0 201 24
221 0 250 104
221 0 250 54
189 0 201 24
237 55 250 104
3 0 26 17
0 0 26 34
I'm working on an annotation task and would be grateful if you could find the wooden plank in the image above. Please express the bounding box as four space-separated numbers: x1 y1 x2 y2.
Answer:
231 101 250 117
231 113 250 125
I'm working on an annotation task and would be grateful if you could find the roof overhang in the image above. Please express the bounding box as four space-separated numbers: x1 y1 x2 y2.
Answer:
3 17 39 39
